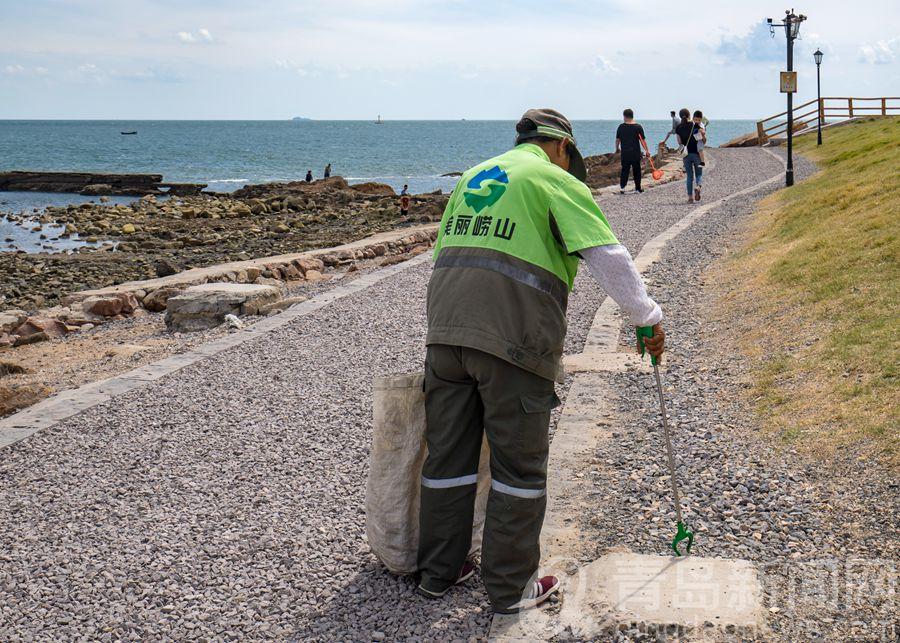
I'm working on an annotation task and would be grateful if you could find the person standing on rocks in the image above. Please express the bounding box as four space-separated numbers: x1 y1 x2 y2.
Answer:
400 185 411 217
615 108 646 194
662 110 682 151
675 109 706 203
305 169 313 183
419 108 665 614
324 163 332 179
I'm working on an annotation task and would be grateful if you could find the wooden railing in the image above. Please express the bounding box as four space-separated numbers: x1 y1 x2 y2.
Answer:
756 96 899 143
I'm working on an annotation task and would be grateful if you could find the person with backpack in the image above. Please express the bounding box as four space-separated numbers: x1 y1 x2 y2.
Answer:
675 109 706 203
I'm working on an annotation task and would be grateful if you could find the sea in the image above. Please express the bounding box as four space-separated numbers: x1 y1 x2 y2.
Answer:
1 119 755 252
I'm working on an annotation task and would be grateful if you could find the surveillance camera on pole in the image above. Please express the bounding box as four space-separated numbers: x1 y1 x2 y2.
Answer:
767 8 807 187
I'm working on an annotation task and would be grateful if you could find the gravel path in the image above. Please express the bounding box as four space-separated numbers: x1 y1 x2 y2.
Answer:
0 148 802 641
591 150 899 641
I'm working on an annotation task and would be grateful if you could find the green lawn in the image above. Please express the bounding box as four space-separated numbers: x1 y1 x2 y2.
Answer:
718 117 899 467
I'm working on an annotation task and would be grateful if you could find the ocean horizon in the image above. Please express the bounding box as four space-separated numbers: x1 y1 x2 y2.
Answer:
0 119 756 199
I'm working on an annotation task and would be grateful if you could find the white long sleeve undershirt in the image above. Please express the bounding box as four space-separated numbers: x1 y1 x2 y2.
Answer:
580 244 662 327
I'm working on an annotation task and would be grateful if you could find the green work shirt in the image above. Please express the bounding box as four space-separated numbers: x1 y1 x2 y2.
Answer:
433 144 618 289
427 144 619 381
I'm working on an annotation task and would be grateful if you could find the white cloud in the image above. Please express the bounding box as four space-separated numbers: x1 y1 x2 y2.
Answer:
274 59 313 76
70 63 106 83
858 38 898 65
178 28 213 44
592 55 620 75
2 64 26 75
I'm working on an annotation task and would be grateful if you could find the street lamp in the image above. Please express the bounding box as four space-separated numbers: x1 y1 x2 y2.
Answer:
768 9 807 187
814 48 824 145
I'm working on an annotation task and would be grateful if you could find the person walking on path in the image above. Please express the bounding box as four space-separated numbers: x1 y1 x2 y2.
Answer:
324 163 332 179
400 184 411 216
305 169 313 183
676 109 706 203
661 110 682 151
418 108 665 614
615 108 646 194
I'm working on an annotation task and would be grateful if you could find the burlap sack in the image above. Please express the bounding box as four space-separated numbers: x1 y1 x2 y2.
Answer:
366 373 490 574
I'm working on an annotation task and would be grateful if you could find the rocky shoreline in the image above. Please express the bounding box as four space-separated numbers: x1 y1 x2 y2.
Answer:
0 170 206 196
1 176 445 312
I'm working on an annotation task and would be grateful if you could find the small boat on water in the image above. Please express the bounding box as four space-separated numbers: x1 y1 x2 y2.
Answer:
375 115 383 124
121 131 137 135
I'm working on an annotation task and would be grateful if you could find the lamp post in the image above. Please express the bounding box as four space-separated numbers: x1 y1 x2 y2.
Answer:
768 9 807 186
814 48 824 145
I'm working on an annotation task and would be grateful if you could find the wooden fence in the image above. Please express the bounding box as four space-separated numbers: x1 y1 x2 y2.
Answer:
756 96 899 143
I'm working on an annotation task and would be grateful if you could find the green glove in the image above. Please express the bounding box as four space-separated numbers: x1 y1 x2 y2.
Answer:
636 326 658 366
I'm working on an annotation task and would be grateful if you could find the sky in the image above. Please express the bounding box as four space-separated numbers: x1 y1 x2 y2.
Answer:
0 0 897 120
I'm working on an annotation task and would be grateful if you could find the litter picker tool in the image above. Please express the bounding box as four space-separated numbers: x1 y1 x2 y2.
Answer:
636 326 694 556
638 135 664 181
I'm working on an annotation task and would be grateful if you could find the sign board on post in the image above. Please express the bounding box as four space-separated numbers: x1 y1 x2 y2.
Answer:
780 71 798 93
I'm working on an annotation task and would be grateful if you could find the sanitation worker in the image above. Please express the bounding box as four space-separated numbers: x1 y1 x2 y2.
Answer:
417 108 665 614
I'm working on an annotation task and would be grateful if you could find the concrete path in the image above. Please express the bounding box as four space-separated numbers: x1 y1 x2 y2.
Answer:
0 148 824 641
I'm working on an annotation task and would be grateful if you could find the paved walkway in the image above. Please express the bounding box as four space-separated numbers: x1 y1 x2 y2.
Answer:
1 149 813 641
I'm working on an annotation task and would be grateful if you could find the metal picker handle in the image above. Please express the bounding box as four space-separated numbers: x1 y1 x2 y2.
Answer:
637 325 694 556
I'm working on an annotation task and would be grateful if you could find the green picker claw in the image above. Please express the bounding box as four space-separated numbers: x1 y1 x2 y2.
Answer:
637 326 695 557
672 521 694 557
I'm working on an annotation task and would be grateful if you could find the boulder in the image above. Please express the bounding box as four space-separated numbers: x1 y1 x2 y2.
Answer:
305 270 325 282
142 287 185 312
12 317 69 342
350 182 396 196
281 264 302 280
121 223 136 234
721 131 760 148
13 331 49 346
0 310 28 334
254 277 286 290
258 295 308 315
80 183 113 196
81 293 140 317
164 283 281 332
154 259 180 278
294 257 325 274
282 196 303 210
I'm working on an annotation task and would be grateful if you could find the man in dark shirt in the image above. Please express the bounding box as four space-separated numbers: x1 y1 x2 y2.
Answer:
615 109 646 194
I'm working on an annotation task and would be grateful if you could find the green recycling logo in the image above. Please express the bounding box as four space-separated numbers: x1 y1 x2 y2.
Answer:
463 165 509 213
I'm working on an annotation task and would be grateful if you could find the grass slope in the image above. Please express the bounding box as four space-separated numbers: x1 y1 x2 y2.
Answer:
714 117 899 467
